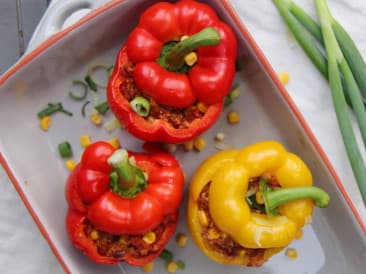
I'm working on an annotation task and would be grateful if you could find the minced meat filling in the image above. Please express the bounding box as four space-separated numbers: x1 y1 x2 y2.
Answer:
84 213 176 259
197 179 272 267
119 61 205 129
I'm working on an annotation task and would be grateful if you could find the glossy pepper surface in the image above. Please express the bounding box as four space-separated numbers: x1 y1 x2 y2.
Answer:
65 141 185 265
107 0 237 143
187 140 330 266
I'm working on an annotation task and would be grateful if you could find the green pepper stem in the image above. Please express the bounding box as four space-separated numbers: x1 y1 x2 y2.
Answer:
161 27 221 72
260 180 330 216
108 149 147 198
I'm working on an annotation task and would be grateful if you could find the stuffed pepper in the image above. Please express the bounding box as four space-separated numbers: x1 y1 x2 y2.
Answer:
187 140 330 266
65 141 185 266
107 0 237 144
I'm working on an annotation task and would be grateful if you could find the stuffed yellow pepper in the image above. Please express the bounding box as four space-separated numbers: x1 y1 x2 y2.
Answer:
187 140 330 266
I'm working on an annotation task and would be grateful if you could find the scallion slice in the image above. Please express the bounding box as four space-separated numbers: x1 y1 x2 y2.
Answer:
130 97 151 117
69 80 88 101
94 101 109 115
58 141 73 158
37 102 73 118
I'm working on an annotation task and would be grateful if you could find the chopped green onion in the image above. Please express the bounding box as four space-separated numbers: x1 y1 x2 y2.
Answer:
107 65 114 76
229 85 240 100
85 75 98 92
130 97 151 117
94 101 109 115
60 108 73 116
58 141 73 158
224 85 240 107
159 249 174 262
224 96 232 107
86 63 111 90
69 80 88 101
177 260 186 270
37 102 73 118
104 118 121 132
81 101 90 117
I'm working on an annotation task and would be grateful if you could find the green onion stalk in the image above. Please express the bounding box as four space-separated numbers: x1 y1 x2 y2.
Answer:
273 0 366 206
274 0 366 204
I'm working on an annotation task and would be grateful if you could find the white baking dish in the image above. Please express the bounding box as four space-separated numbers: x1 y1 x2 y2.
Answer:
0 0 365 273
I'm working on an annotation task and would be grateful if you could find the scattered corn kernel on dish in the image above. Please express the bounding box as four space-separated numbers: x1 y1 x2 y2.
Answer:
0 0 365 274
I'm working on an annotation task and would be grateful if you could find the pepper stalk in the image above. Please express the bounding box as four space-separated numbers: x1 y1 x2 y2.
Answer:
159 27 221 72
259 180 330 217
108 149 147 198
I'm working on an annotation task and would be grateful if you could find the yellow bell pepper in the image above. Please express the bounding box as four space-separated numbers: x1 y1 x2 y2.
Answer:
187 140 329 266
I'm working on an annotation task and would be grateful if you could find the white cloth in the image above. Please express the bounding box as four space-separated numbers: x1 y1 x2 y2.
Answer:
1 0 365 273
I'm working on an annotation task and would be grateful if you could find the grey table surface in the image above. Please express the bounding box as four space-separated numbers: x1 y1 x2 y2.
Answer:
0 0 49 74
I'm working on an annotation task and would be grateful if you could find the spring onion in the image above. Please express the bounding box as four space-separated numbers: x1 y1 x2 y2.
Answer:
176 260 186 270
286 1 366 102
104 118 121 132
274 0 366 206
159 249 174 262
94 101 109 115
58 141 73 158
85 63 111 91
69 80 88 101
130 97 151 117
224 84 241 107
81 101 90 117
37 102 73 118
107 65 114 76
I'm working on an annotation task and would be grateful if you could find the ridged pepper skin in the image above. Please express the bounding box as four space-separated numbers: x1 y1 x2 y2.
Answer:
187 140 327 266
65 141 185 265
107 0 237 144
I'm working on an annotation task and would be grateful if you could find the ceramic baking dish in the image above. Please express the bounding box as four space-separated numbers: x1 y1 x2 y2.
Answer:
0 0 365 273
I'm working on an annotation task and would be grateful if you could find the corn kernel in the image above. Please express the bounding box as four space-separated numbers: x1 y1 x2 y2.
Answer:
176 233 188 247
193 137 206 152
285 248 298 259
141 262 154 273
89 112 102 126
80 135 92 147
207 228 220 240
183 140 194 151
40 116 51 131
227 111 240 124
279 71 290 84
107 138 120 149
196 101 208 113
255 191 264 205
143 231 156 244
90 230 99 240
166 261 179 273
184 52 198 66
198 210 209 227
119 235 128 245
65 160 76 171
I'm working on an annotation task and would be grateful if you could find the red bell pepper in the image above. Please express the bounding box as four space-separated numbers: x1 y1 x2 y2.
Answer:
65 141 185 265
107 0 237 144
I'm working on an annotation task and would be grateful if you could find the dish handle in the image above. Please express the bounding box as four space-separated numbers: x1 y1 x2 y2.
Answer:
26 0 109 52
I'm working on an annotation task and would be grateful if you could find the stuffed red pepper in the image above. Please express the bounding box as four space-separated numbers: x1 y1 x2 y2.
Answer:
65 141 185 265
107 0 237 144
